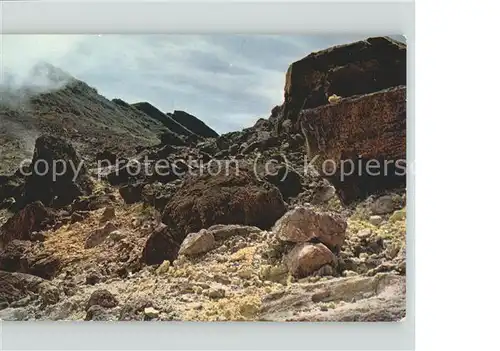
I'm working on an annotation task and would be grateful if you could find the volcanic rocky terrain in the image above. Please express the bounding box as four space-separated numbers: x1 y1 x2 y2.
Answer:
0 37 407 321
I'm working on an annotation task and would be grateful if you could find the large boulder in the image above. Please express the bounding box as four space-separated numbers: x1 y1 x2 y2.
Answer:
264 166 303 201
119 183 144 204
273 207 347 252
0 201 55 248
286 243 336 278
22 252 61 279
280 36 406 131
162 167 286 235
142 224 182 265
23 135 92 207
300 86 406 204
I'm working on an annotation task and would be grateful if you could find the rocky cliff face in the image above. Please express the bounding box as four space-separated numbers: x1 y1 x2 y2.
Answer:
0 37 406 322
279 36 406 133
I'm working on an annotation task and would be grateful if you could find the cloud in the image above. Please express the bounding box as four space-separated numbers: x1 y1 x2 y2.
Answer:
1 34 396 133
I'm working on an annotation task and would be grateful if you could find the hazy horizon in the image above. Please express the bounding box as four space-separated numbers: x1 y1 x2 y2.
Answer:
1 34 405 134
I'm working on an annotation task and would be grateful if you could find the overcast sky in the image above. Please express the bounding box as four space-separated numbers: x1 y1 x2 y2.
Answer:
1 35 403 134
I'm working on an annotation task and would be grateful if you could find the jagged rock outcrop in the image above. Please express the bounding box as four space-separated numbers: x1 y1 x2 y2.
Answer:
300 86 406 204
279 36 406 133
23 135 93 207
273 206 347 252
168 110 219 139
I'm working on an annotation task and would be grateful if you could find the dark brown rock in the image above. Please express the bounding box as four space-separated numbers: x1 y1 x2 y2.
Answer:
85 271 102 285
264 166 303 201
300 86 406 204
133 102 196 140
286 243 336 278
0 271 46 305
142 168 286 265
168 110 219 139
22 252 61 279
119 182 144 204
141 224 181 265
105 162 142 186
70 212 85 223
162 167 286 235
85 305 115 321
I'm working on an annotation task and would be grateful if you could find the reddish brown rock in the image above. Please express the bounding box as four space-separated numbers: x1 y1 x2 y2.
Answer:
280 36 406 131
273 207 347 251
286 243 335 278
300 86 406 204
0 201 55 248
